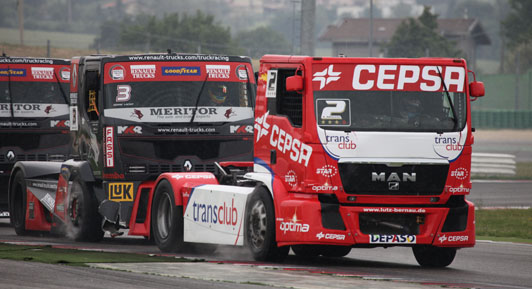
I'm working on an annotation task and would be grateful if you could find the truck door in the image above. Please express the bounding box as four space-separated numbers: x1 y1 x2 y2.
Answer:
76 67 104 176
257 67 309 192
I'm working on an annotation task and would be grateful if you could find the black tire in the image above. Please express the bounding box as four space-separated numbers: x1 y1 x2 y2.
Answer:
244 187 289 262
66 178 104 242
292 245 322 257
151 180 184 253
412 245 457 267
321 245 352 258
10 171 28 235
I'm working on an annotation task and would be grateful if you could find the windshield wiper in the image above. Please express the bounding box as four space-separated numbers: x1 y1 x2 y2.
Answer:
7 64 14 118
190 72 209 123
53 69 69 105
436 67 458 131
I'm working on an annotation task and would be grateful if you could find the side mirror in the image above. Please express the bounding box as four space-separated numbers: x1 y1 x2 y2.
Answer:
286 75 303 92
469 81 485 98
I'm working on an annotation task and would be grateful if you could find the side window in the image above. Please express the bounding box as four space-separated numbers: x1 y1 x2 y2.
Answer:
84 70 100 121
267 68 302 127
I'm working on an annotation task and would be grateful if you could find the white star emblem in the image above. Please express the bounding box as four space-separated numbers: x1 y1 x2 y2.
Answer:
313 64 341 89
254 111 270 142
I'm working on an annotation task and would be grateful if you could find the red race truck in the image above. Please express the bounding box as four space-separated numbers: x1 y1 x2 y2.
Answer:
10 54 484 267
1 56 70 217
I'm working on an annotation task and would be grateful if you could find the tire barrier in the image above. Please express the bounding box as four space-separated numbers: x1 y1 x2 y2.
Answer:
471 153 516 176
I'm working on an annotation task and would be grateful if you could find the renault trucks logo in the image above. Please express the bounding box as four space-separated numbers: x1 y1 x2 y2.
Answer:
6 150 15 162
130 64 155 79
206 65 230 79
31 67 54 79
372 172 416 191
313 65 341 89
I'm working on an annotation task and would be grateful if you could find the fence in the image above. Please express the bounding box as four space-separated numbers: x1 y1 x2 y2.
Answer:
471 110 532 129
471 153 516 176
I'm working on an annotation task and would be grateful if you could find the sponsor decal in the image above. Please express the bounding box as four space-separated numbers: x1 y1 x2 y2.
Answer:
31 67 54 79
325 134 356 150
230 125 253 134
438 234 469 243
105 127 114 167
117 125 142 135
108 182 133 201
280 212 309 234
362 207 426 213
235 65 248 80
254 112 313 166
71 63 78 88
172 174 215 180
149 107 217 118
451 167 468 180
60 67 70 81
352 65 465 92
0 68 26 77
0 121 38 127
369 234 416 244
372 172 416 182
265 70 278 98
69 106 78 131
311 182 338 192
206 65 230 79
313 64 341 89
109 64 125 80
50 119 69 128
162 66 200 76
446 186 470 193
157 127 216 134
131 109 144 119
316 99 351 126
434 136 462 151
103 172 125 180
284 170 297 188
316 165 338 177
316 232 346 241
6 150 15 162
44 105 55 114
191 198 239 226
130 64 156 79
224 108 236 119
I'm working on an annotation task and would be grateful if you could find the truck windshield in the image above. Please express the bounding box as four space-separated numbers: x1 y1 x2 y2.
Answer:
314 90 466 132
0 81 69 117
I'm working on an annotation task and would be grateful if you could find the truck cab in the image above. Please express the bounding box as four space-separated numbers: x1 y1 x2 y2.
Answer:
1 57 70 215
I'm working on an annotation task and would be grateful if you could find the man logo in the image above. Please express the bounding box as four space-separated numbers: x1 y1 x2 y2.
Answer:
183 160 193 172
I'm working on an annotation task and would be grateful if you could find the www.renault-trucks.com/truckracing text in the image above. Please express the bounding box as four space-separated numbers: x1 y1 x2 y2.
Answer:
9 54 485 267
8 53 255 248
1 56 70 217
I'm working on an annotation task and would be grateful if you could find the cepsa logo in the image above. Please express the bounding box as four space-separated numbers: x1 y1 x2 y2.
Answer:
438 234 469 243
105 127 114 167
352 65 465 92
191 198 239 226
130 64 155 79
254 111 313 167
369 234 416 244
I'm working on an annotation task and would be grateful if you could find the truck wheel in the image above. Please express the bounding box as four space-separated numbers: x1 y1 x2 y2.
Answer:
244 187 289 262
321 245 352 258
66 179 104 242
151 180 184 253
412 245 456 267
10 171 28 235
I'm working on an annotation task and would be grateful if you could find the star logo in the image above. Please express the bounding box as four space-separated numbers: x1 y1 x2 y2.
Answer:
254 111 270 142
313 64 341 89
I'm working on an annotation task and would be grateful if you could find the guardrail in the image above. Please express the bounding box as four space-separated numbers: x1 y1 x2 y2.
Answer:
471 153 516 176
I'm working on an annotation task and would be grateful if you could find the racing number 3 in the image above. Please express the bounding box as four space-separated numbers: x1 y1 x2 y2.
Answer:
116 85 131 102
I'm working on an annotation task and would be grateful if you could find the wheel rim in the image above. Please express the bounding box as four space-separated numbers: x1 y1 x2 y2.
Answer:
249 200 267 249
156 192 173 240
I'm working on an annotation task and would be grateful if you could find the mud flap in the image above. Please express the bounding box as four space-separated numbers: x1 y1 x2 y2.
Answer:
183 185 255 246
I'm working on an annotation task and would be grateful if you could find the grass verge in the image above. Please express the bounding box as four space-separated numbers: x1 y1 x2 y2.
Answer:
475 208 532 243
0 243 195 266
472 162 532 180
